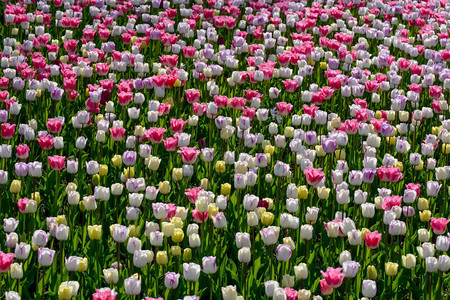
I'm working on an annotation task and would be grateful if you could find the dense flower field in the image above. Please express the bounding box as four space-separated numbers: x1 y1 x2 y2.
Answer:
0 0 449 299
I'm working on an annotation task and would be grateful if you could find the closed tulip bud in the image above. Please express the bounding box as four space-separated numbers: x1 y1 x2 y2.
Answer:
57 215 67 225
283 237 295 250
221 183 231 195
172 228 184 243
159 181 170 194
183 262 201 282
172 168 183 181
127 237 142 254
418 229 431 243
124 167 134 179
247 212 259 227
148 156 161 171
284 126 294 137
298 185 308 199
208 203 219 216
261 212 274 226
339 250 352 265
418 198 428 210
436 236 450 252
298 289 311 300
10 180 21 194
402 254 416 269
294 263 308 280
300 224 313 240
426 257 438 273
58 283 74 300
129 225 139 237
200 178 209 190
189 233 201 248
88 225 102 240
438 255 450 272
215 161 226 173
385 262 398 276
414 160 424 170
112 155 122 167
124 276 141 295
32 192 41 204
264 145 275 155
183 248 192 261
99 164 108 176
362 280 377 298
315 145 326 157
367 265 377 280
420 210 431 222
163 272 180 290
238 247 251 263
156 251 168 265
162 222 174 237
78 258 88 272
317 187 330 199
10 263 23 279
442 144 450 154
171 217 183 228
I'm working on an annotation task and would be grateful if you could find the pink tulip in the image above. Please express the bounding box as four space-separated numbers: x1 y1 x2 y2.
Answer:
16 144 30 160
170 118 187 133
46 118 64 133
430 218 450 235
48 155 66 171
382 196 402 211
282 79 299 93
304 166 325 186
377 166 403 182
406 183 421 197
365 231 382 249
93 288 117 300
192 209 208 223
321 267 344 288
143 127 166 144
178 147 200 164
164 137 178 152
429 86 442 99
285 287 298 300
185 89 200 104
17 198 30 213
0 251 15 272
185 187 203 204
110 127 126 142
276 102 293 116
319 279 334 295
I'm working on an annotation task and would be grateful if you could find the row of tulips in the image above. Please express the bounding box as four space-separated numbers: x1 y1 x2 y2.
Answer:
0 0 450 298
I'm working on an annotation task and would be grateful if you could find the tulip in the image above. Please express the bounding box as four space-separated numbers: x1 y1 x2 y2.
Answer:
238 247 251 263
321 267 344 288
362 280 377 298
38 248 55 266
276 244 292 262
425 257 438 273
202 256 217 274
124 276 141 295
164 272 180 289
294 263 308 280
156 251 168 265
402 254 416 269
385 262 398 276
103 268 119 284
222 285 239 300
183 262 201 282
